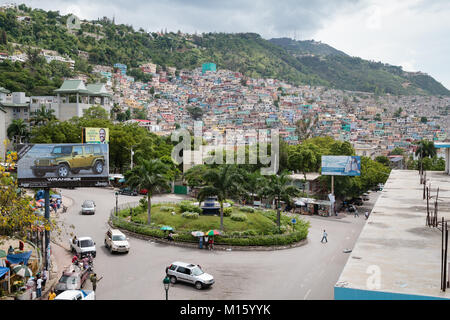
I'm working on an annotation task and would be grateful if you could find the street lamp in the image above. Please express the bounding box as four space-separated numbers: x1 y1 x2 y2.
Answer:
115 191 119 216
163 276 170 300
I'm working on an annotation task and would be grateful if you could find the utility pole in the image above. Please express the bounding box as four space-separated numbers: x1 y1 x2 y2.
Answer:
44 188 50 270
130 146 134 170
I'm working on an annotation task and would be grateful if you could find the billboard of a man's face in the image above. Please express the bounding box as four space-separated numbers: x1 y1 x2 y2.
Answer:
99 129 106 143
85 128 109 144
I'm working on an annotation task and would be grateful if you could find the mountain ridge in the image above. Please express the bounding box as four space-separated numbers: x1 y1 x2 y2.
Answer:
0 4 448 96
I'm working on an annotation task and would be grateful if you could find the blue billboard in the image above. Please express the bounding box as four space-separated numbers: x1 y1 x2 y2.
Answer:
321 156 361 176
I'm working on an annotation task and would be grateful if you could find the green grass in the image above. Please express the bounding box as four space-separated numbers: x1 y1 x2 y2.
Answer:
119 203 294 234
115 202 310 246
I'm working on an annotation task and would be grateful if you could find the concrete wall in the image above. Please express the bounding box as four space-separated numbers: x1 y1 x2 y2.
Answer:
58 103 79 121
335 286 449 300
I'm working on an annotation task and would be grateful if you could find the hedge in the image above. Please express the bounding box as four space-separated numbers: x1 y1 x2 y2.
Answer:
230 213 247 221
179 201 202 214
112 216 309 247
240 206 255 213
181 211 199 219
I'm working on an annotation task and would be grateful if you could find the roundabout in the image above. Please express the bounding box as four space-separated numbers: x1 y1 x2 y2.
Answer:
54 187 374 300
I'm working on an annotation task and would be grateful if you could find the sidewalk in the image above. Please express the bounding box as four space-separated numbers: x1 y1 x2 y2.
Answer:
38 194 74 300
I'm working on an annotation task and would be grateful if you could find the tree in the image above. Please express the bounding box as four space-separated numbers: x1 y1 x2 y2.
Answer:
375 156 390 167
415 140 436 159
287 143 321 195
197 165 242 230
83 105 109 120
242 170 265 206
0 30 7 45
186 106 203 120
7 119 29 145
262 171 300 229
30 105 56 126
124 159 171 225
390 147 405 156
295 115 318 142
0 152 53 238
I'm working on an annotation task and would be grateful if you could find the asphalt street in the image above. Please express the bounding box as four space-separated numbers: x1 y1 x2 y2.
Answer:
54 187 380 300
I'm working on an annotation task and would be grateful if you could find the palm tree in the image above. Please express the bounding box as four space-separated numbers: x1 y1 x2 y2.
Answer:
415 140 437 173
124 159 171 225
243 170 264 206
197 165 242 230
415 140 436 159
262 171 301 229
7 119 29 145
30 105 56 126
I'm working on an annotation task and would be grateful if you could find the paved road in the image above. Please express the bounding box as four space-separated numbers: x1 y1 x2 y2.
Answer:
55 187 380 300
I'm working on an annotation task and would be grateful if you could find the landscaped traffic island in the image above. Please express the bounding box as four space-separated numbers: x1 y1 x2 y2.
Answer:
111 201 309 247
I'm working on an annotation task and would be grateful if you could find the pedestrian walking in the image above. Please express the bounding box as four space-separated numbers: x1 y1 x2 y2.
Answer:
36 276 43 298
321 230 328 243
90 273 103 292
365 211 369 219
354 208 359 218
56 198 61 210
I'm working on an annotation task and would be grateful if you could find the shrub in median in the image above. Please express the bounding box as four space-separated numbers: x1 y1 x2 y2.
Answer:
240 206 255 213
160 206 175 212
181 211 199 219
180 201 202 214
230 213 248 222
223 207 233 217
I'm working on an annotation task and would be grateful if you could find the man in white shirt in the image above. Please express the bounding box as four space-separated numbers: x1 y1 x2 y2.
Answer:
321 230 328 243
36 277 43 298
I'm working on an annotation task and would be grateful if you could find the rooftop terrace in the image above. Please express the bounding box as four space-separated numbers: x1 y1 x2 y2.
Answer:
335 170 450 299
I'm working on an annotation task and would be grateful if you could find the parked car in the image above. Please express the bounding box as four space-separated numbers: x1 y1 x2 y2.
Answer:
69 236 96 258
350 197 364 206
31 144 105 178
81 200 96 215
362 193 370 201
104 228 130 253
55 268 91 294
166 261 215 290
118 187 138 196
54 289 95 300
138 189 148 195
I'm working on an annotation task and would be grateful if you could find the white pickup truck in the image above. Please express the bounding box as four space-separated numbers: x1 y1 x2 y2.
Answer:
69 236 96 258
54 289 95 300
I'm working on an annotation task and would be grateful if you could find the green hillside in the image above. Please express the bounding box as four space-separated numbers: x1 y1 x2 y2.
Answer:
0 4 448 97
269 37 348 57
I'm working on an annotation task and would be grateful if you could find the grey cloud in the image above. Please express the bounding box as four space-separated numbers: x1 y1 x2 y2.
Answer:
12 0 364 38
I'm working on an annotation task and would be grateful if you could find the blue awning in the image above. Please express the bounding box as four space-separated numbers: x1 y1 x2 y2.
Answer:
7 251 32 265
0 267 9 278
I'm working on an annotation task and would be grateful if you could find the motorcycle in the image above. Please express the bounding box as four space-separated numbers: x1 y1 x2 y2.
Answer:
78 253 94 271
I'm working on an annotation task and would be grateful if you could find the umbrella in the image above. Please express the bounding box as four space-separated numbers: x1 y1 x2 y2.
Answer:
118 178 126 183
51 194 62 199
191 231 204 237
205 230 222 236
37 199 44 203
295 200 306 206
0 249 6 258
12 265 33 278
160 226 173 231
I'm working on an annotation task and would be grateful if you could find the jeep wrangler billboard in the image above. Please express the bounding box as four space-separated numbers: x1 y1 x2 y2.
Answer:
17 143 109 188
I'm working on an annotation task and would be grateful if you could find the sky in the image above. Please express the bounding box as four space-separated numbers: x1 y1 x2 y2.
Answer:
4 0 450 89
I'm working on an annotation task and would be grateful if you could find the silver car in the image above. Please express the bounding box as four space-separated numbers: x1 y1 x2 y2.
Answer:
81 200 95 215
166 261 215 290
